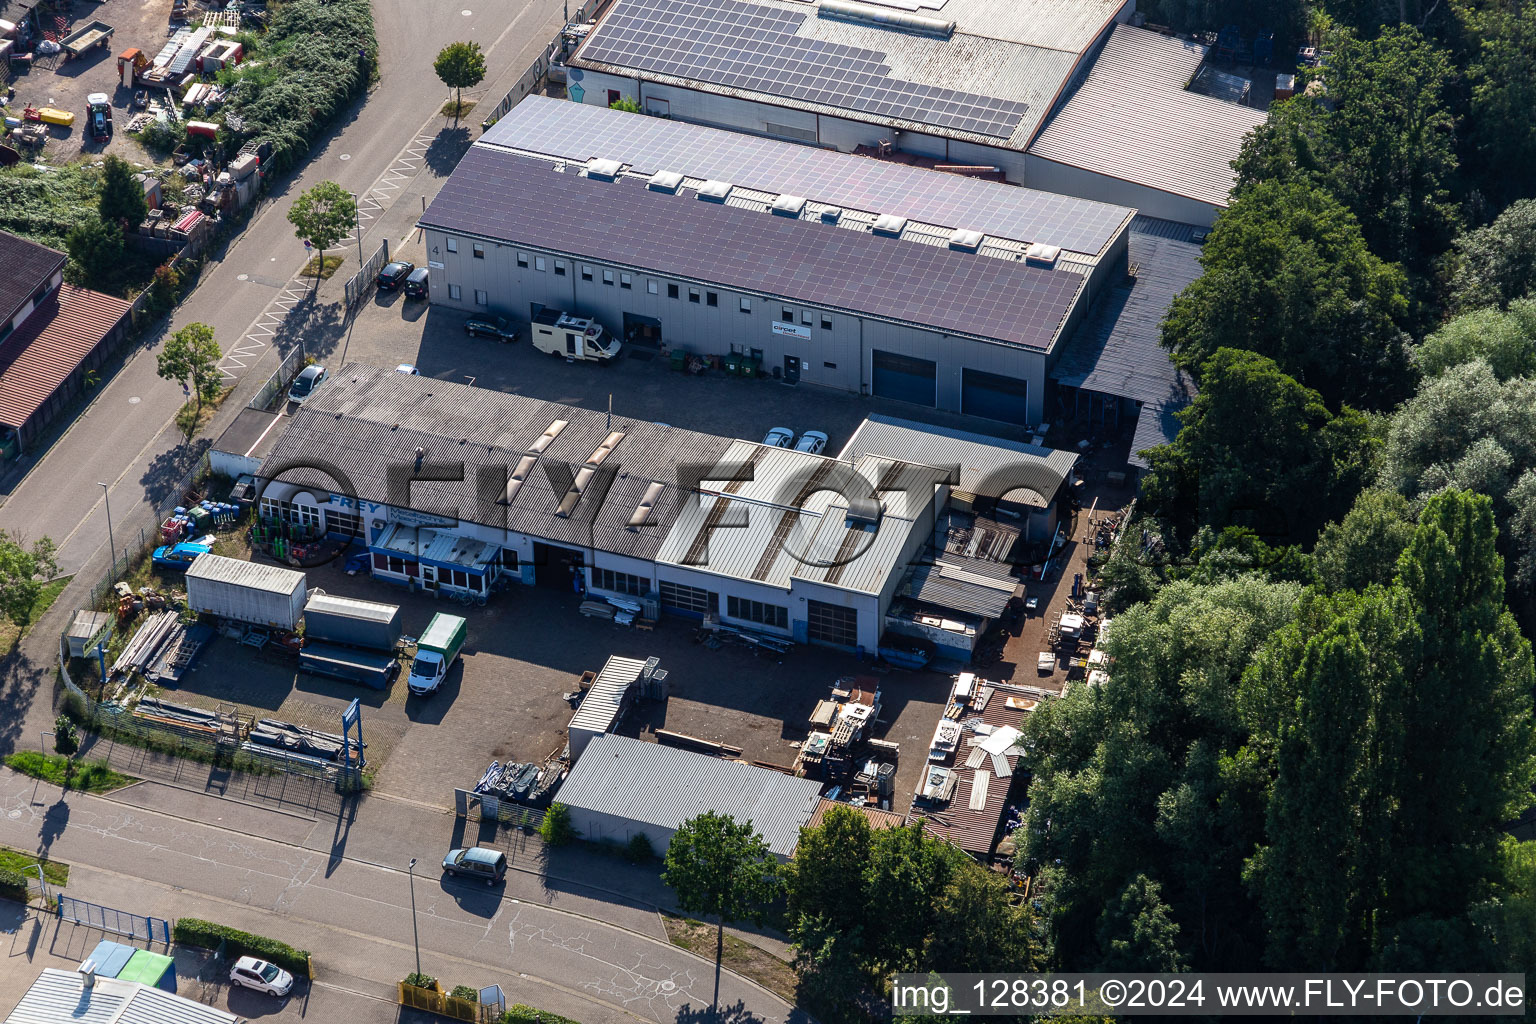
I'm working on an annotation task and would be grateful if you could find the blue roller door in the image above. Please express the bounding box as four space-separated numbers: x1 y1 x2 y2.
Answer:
872 350 936 406
962 368 1030 425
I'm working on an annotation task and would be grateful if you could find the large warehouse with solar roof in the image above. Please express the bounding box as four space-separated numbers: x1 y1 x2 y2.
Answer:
419 96 1136 427
561 0 1270 224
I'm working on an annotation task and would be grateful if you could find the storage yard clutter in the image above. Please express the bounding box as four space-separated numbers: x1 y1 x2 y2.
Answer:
221 0 377 175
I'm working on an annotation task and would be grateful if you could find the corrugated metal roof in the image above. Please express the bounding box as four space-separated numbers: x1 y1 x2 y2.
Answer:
569 654 649 739
803 797 905 836
571 0 1125 152
373 524 498 567
184 553 306 595
1128 399 1188 470
421 152 1085 351
303 592 399 624
899 561 1016 617
0 284 130 432
1028 25 1270 207
5 969 237 1024
1050 231 1201 407
0 231 65 327
909 678 1036 854
838 414 1077 501
557 734 822 856
260 364 733 563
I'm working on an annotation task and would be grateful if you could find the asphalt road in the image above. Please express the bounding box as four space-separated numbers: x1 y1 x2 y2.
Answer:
0 0 567 577
0 768 803 1023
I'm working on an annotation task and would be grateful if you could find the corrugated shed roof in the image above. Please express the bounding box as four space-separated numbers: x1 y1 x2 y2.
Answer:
557 733 822 857
421 151 1085 351
260 364 733 563
0 231 65 327
0 285 130 431
571 0 1125 152
5 969 237 1024
898 561 1017 617
838 414 1077 501
1050 231 1201 408
1027 24 1269 207
481 96 1133 260
569 654 649 738
803 797 905 836
184 553 306 595
1128 399 1187 470
909 679 1036 855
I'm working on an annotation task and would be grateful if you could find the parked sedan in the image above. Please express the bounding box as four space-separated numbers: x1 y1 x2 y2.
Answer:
151 541 213 570
229 955 294 997
464 314 519 341
762 427 795 448
376 261 414 291
794 430 828 455
287 364 328 404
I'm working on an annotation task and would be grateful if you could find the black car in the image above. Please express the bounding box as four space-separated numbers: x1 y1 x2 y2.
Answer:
376 261 414 290
403 267 430 300
464 314 518 341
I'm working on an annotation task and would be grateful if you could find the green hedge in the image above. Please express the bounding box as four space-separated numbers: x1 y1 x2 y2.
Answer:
174 918 311 976
224 0 378 176
0 867 27 902
502 1007 582 1024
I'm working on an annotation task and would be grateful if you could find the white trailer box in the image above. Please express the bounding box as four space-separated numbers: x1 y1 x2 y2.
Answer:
567 655 649 761
185 554 307 630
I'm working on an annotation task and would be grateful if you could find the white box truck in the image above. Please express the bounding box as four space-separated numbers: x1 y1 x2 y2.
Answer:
408 612 467 695
530 308 622 363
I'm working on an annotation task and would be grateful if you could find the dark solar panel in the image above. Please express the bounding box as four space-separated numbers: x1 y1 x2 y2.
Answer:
422 149 1083 350
480 97 1131 255
578 0 1027 138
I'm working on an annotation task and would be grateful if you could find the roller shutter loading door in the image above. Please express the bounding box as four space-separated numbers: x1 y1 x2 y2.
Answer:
807 600 859 648
872 350 937 407
962 368 1030 425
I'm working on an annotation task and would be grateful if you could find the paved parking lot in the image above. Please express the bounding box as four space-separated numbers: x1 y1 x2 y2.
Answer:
163 554 951 811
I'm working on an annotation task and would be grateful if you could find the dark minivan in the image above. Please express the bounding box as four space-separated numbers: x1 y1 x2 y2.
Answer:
442 846 507 885
404 267 430 300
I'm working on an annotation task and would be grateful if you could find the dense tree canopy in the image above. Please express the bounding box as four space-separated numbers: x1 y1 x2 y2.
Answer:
1161 180 1412 410
1462 3 1536 208
1448 200 1536 312
1415 300 1536 381
1140 348 1377 549
1312 489 1417 593
98 156 147 232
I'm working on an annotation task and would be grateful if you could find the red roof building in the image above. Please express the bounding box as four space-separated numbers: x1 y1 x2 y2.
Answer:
0 231 132 453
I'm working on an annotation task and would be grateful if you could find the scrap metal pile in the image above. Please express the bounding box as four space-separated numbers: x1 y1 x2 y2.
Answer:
110 610 208 686
475 759 561 806
245 719 357 764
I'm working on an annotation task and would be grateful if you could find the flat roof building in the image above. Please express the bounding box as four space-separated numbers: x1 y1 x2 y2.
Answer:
423 101 1138 427
563 0 1265 223
4 968 236 1024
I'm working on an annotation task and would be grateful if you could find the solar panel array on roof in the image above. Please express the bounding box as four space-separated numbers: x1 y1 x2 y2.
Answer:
480 97 1132 256
422 149 1084 349
578 0 1027 137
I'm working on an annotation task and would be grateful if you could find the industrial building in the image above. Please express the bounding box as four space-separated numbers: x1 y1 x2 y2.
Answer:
219 365 1074 652
4 968 236 1024
423 97 1138 427
562 0 1268 223
557 733 824 857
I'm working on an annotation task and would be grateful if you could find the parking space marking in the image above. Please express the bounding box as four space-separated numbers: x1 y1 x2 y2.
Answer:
354 133 434 232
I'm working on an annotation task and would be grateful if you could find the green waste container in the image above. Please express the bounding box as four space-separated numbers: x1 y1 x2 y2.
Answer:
670 349 687 372
723 353 741 375
742 356 761 379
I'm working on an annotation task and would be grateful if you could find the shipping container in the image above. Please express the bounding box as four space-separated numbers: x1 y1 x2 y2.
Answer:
185 554 306 629
303 592 401 651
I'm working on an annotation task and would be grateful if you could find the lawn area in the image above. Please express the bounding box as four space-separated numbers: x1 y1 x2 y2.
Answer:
0 845 69 887
662 915 799 1006
0 577 71 652
3 752 135 794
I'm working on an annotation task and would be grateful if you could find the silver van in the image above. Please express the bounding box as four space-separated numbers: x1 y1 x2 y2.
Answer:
442 846 507 885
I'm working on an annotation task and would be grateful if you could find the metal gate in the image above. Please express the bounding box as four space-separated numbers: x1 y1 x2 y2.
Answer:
57 896 171 944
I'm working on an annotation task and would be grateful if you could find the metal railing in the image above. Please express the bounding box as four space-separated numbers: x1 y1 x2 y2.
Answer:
343 240 390 311
249 345 309 413
58 896 171 944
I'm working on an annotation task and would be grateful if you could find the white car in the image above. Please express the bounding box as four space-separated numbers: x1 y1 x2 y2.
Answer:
287 364 328 404
395 363 419 375
229 955 294 997
794 430 828 455
762 427 795 448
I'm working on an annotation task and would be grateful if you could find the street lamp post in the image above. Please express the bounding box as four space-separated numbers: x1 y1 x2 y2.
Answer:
407 858 421 979
98 482 115 575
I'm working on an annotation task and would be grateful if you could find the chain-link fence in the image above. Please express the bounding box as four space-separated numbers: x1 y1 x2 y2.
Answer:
343 241 391 311
248 345 309 413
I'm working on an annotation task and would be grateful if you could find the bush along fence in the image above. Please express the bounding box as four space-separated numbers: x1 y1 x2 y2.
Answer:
399 978 575 1024
174 918 312 978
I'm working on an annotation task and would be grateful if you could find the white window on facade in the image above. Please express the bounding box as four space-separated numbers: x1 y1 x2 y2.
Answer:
554 260 567 276
739 297 751 313
517 252 528 268
474 289 489 306
602 269 615 285
620 273 633 289
535 256 547 272
448 283 462 300
445 237 458 253
472 243 485 259
581 265 594 281
647 280 659 294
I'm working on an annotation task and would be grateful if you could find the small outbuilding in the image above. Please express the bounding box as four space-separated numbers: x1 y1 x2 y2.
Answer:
4 967 234 1024
567 655 651 761
557 734 822 858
